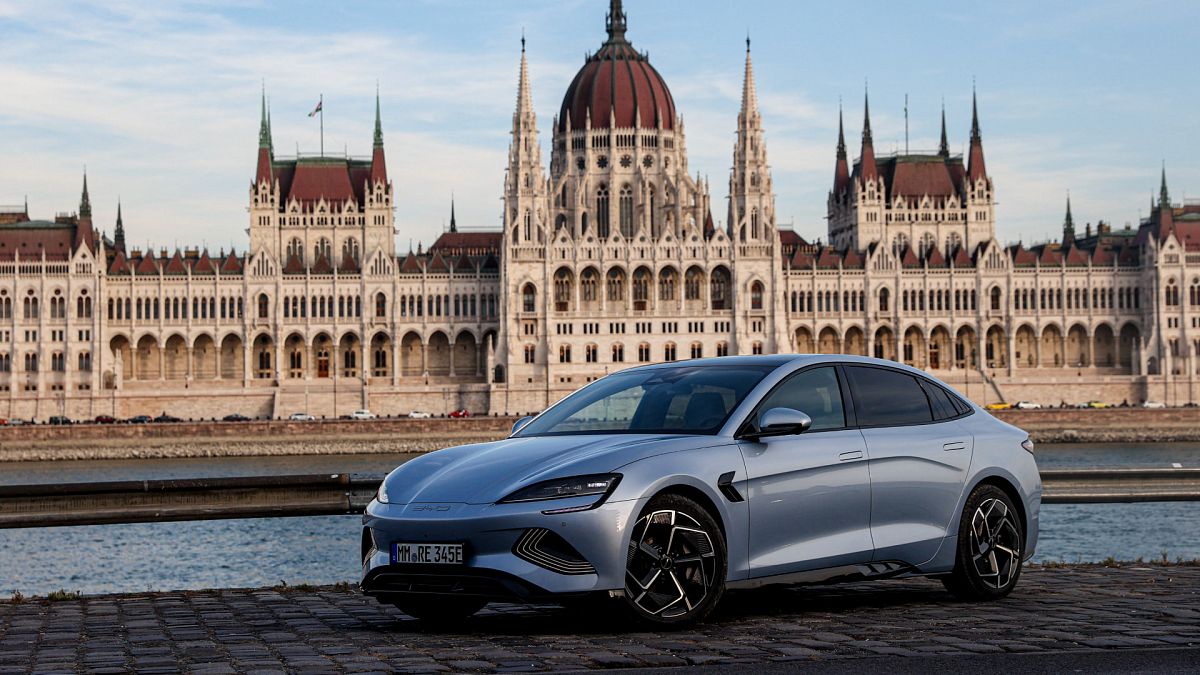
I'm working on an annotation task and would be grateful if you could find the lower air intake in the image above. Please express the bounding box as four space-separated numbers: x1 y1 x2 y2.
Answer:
513 528 596 575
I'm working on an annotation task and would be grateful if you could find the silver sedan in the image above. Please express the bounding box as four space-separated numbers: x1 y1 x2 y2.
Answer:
361 355 1041 625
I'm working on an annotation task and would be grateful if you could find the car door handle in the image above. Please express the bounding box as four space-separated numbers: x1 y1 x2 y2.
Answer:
839 450 864 461
943 441 967 451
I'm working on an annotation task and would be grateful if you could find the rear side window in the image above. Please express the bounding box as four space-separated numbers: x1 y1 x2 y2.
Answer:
845 366 932 427
920 380 957 420
756 366 845 431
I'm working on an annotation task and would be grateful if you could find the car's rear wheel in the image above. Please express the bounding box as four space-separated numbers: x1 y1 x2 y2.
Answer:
621 493 726 626
391 596 487 623
943 484 1023 600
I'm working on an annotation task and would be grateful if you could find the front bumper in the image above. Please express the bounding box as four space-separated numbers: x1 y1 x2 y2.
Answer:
360 497 641 601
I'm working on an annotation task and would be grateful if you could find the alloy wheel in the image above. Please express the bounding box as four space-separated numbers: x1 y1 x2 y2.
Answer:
968 497 1022 590
625 509 718 618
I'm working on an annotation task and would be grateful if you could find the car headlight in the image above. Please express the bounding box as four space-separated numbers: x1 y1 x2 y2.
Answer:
498 473 621 505
376 480 390 504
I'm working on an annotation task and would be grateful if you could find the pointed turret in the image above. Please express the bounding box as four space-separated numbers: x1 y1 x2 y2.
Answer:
858 90 878 183
1063 194 1075 244
938 104 949 157
514 36 535 129
255 89 273 186
114 199 126 252
739 36 759 126
967 89 987 183
1159 163 1170 208
370 88 388 187
833 104 850 197
449 196 458 233
75 172 95 253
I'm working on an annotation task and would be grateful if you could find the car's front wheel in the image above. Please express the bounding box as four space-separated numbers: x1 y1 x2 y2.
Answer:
943 484 1024 600
391 596 487 623
621 493 726 625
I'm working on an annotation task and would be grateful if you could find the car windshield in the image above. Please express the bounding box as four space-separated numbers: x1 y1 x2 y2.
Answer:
516 364 776 437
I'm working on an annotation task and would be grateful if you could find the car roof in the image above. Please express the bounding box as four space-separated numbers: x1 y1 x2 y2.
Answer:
622 353 939 377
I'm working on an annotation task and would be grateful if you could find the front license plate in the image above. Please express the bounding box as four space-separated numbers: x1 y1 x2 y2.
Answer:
391 542 465 565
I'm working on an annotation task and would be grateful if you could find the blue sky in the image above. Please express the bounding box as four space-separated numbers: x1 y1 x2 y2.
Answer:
1 0 1197 252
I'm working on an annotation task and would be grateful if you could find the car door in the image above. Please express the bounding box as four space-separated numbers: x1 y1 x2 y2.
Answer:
843 365 974 566
737 366 874 579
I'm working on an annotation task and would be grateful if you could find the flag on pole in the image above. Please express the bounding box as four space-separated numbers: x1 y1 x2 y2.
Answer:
308 100 322 117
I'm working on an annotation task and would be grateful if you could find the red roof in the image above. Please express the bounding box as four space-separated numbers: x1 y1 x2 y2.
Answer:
558 26 675 131
400 254 423 274
311 253 333 274
1038 246 1062 265
778 230 803 246
901 247 920 267
0 221 75 260
338 251 359 274
283 253 305 274
1010 244 1036 267
454 253 474 273
1091 246 1114 266
428 252 449 273
220 251 243 274
164 250 187 275
816 248 840 268
789 248 814 268
193 251 217 275
925 245 946 267
430 231 502 255
952 246 972 268
136 254 159 275
108 250 130 275
1064 245 1089 266
842 248 864 268
287 161 355 204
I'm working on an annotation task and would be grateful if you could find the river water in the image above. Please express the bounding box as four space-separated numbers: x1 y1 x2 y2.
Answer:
1 443 1198 598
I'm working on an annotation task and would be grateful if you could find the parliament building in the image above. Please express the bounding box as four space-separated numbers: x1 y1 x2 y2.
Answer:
2 0 1199 420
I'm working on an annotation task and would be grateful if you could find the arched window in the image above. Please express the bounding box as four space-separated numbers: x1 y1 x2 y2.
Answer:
990 286 1002 311
648 184 658 236
522 283 537 313
342 237 360 264
554 269 574 311
313 237 331 262
606 268 626 302
879 287 890 312
750 281 764 310
580 268 599 302
632 268 651 310
375 292 387 318
287 237 304 264
750 208 760 240
658 268 677 302
523 209 532 241
710 268 730 310
685 268 703 301
596 185 610 239
619 184 634 237
257 293 270 318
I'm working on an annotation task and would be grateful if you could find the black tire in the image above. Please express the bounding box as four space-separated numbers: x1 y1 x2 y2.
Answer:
620 493 726 626
392 596 487 623
943 484 1024 601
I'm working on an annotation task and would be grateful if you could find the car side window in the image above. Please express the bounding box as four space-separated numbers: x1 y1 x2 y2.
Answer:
756 367 845 431
920 380 957 421
845 366 933 427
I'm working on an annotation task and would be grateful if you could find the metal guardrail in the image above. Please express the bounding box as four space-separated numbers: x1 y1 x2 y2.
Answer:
0 469 1198 529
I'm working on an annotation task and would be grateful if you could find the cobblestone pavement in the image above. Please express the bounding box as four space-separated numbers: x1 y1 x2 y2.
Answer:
0 565 1197 673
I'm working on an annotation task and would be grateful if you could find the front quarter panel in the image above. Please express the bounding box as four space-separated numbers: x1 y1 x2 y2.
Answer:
611 441 751 583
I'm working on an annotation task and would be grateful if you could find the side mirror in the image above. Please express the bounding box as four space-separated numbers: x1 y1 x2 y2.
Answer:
511 415 534 436
754 407 813 440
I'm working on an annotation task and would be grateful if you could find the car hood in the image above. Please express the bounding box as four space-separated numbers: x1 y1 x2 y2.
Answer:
380 433 716 505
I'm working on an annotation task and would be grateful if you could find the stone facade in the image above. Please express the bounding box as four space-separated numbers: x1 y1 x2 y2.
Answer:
2 0 1199 420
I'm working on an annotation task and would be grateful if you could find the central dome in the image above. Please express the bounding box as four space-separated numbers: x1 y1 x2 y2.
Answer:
557 1 676 133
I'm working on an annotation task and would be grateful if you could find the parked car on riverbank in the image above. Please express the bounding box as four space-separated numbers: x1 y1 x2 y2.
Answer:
125 415 152 424
288 413 316 422
363 355 1041 626
48 416 73 425
93 415 117 424
1142 400 1167 409
984 402 1012 410
1087 401 1109 409
153 413 181 423
407 410 432 419
222 413 251 422
350 410 377 420
1013 401 1041 410
449 408 471 418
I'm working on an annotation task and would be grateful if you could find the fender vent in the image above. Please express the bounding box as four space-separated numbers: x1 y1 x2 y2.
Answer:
513 528 596 575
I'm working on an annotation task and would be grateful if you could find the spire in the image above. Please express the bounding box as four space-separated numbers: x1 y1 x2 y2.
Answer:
114 198 126 252
938 103 949 157
606 0 627 43
79 171 91 219
859 89 878 183
967 87 988 183
739 34 759 124
258 86 271 149
1063 193 1075 244
833 103 850 198
1160 163 1170 208
515 35 534 123
373 86 384 148
449 195 457 233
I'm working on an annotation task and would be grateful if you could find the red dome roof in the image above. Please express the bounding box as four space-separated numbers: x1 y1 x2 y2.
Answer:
558 4 675 132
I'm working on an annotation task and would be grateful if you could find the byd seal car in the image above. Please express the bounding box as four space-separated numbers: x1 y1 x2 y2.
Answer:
361 355 1041 625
